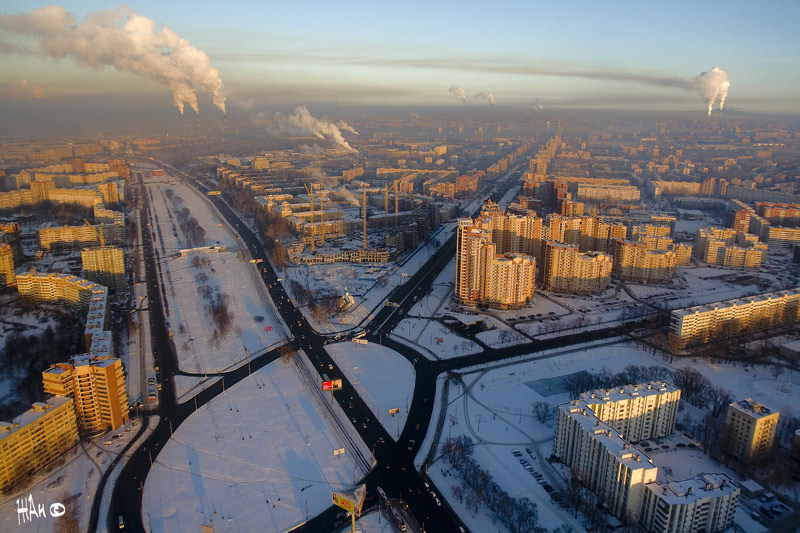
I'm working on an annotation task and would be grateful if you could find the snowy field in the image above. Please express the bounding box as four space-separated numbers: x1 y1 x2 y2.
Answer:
417 338 800 532
144 175 287 384
143 358 371 533
393 318 482 359
0 416 148 533
325 342 415 440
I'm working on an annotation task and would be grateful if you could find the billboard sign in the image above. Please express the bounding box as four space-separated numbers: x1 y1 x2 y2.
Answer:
331 485 367 516
322 379 342 391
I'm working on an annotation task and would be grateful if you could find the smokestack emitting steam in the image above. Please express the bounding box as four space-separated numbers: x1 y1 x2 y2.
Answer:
475 92 496 104
0 6 226 115
275 106 358 152
694 67 730 116
449 85 467 103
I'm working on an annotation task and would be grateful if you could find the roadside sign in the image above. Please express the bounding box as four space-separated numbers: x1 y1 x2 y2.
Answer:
264 326 272 331
322 379 342 391
389 408 400 415
333 447 346 456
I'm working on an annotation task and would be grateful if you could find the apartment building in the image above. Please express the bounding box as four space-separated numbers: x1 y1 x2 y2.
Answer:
722 399 779 464
42 355 129 434
0 397 79 493
580 382 681 442
545 214 628 254
543 241 612 295
694 227 766 268
577 183 641 203
612 240 677 284
81 246 126 291
669 289 800 348
455 219 536 309
39 222 124 251
640 474 739 533
0 243 14 287
554 403 658 521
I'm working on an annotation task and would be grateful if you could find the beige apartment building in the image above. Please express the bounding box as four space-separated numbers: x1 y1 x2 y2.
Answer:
694 227 766 268
42 355 129 434
722 398 779 464
0 397 79 493
639 474 739 533
455 219 536 309
669 288 800 348
554 403 658 521
580 382 681 442
0 243 14 287
612 239 677 283
81 246 125 291
543 241 612 295
39 222 124 251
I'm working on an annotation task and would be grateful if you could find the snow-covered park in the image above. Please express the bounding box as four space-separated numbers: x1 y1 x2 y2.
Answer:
144 175 287 387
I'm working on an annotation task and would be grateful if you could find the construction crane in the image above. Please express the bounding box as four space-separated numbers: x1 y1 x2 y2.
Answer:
384 179 400 229
84 219 105 248
304 184 315 253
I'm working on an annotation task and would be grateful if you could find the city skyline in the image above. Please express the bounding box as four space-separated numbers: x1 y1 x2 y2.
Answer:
0 0 798 130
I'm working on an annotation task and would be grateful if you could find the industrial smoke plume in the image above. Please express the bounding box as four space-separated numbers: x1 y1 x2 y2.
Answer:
3 77 46 99
475 92 496 104
694 67 730 116
449 85 467 103
275 106 358 152
0 6 226 115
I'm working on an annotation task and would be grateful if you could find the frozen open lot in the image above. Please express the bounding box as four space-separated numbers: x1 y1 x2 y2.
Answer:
143 358 371 533
144 175 287 386
325 342 415 440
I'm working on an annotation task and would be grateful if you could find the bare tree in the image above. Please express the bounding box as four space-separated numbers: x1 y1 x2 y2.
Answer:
708 386 734 419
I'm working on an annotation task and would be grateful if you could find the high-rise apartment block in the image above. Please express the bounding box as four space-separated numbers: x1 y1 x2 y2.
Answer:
612 240 677 284
0 397 79 493
42 355 129 433
555 403 658 521
580 382 681 443
640 474 739 533
722 398 779 464
669 289 800 348
0 243 14 288
455 219 536 309
39 222 124 251
81 246 125 291
543 241 612 295
545 214 627 254
694 227 766 268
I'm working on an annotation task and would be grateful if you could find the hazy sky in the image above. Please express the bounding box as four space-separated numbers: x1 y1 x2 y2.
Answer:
0 0 798 123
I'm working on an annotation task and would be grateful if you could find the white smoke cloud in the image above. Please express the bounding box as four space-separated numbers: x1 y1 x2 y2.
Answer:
0 6 226 114
3 77 46 99
475 92 496 104
336 120 359 135
694 67 730 116
449 85 467 103
275 106 357 152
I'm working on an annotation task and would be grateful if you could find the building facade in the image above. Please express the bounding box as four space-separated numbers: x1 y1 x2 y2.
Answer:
543 241 612 295
554 403 658 521
0 397 79 493
580 382 681 443
722 398 779 464
42 355 129 434
639 474 739 533
669 289 800 348
612 240 677 284
0 243 14 288
81 246 125 291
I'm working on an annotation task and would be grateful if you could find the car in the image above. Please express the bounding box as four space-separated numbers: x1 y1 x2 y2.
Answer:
750 512 761 520
435 498 441 507
408 440 415 451
644 447 653 451
661 445 669 449
526 447 533 455
103 441 113 446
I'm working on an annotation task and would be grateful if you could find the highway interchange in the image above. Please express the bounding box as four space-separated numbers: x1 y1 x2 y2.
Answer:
100 164 634 533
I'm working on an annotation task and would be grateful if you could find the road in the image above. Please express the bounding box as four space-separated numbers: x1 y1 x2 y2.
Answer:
105 155 632 533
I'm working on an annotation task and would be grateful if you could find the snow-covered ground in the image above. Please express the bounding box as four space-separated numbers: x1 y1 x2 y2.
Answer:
416 338 800 532
0 416 149 533
144 175 288 387
325 342 415 440
143 357 372 533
